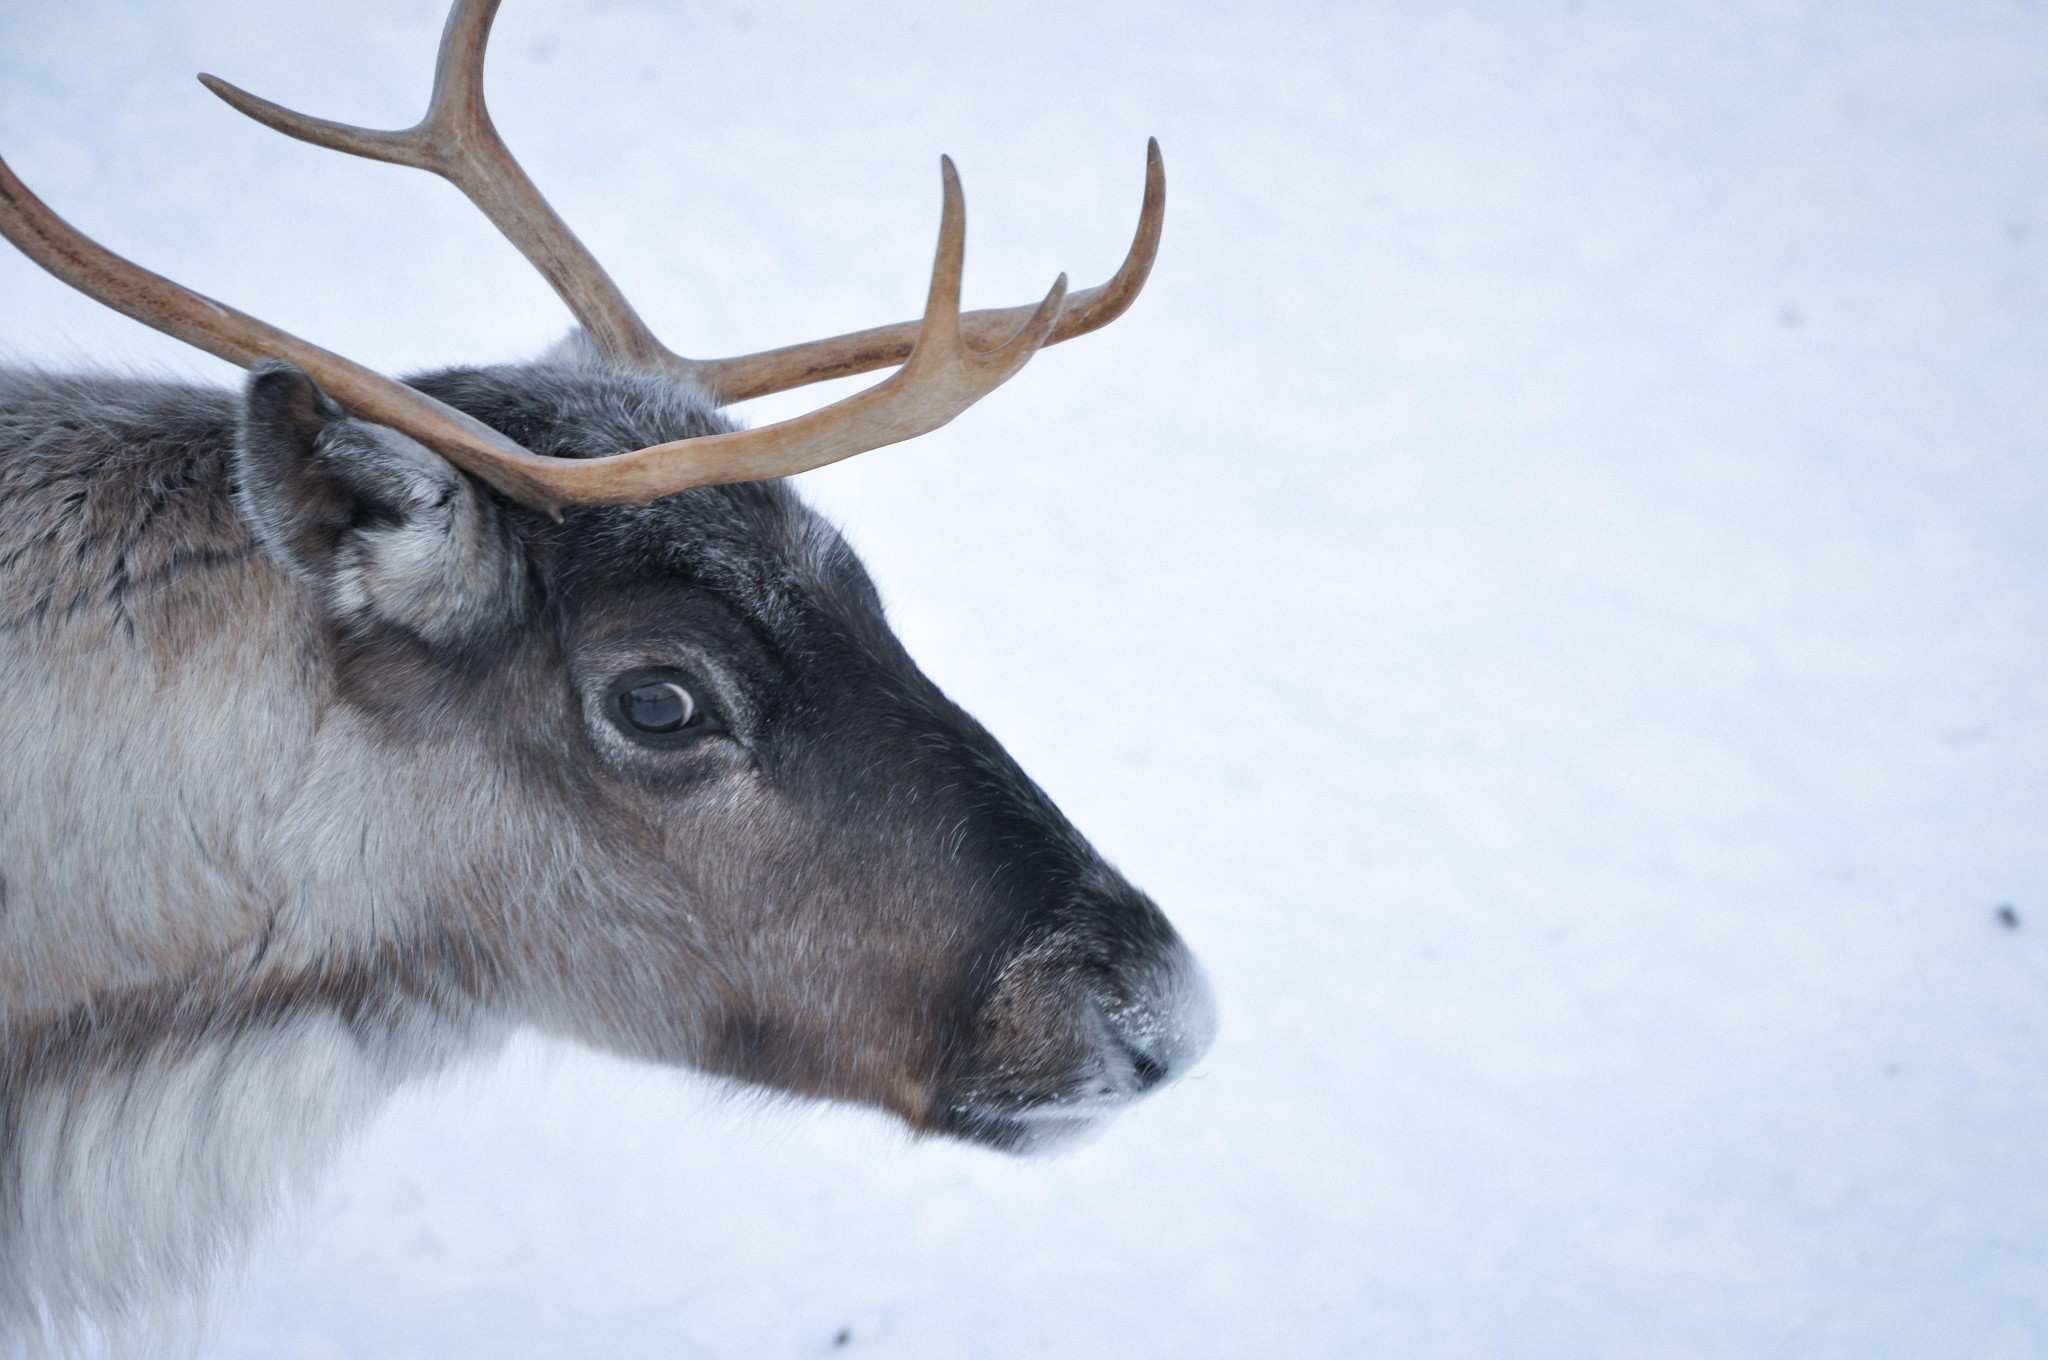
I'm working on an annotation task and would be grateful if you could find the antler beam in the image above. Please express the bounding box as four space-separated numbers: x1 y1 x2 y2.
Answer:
0 153 568 509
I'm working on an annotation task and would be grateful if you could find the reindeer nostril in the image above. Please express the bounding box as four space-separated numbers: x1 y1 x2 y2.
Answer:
1097 1005 1173 1092
1093 949 1214 1097
1129 1048 1168 1091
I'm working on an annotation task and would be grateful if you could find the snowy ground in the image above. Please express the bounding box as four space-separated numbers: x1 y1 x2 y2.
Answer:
5 0 2048 1355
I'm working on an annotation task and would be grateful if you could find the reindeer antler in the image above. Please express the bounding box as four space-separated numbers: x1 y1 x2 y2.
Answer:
199 0 1162 403
0 0 1163 511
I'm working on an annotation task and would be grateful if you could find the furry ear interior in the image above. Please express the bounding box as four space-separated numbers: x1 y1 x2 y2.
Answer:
235 362 526 644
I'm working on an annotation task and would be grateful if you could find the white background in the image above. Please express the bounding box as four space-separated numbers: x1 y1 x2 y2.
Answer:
5 1 2048 1355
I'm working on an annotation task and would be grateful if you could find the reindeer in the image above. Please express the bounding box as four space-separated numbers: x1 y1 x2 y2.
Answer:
0 0 1211 1347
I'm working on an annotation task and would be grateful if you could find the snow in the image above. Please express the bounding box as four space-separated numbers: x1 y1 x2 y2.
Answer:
5 0 2048 1354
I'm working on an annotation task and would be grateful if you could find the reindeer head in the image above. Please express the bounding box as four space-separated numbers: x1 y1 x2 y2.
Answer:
0 0 1209 1149
230 353 1209 1147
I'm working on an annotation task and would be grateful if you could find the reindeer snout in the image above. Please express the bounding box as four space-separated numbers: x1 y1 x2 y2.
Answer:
935 894 1213 1152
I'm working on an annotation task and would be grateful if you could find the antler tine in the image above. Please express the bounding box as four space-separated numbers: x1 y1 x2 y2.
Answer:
199 0 682 372
697 139 1166 404
0 151 573 511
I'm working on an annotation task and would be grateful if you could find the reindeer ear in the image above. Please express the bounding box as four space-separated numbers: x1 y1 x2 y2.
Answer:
235 362 526 644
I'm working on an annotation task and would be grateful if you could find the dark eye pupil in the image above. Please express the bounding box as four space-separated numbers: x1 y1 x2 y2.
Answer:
622 681 694 733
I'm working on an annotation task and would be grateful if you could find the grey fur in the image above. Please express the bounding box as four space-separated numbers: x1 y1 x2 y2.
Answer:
0 350 1211 1352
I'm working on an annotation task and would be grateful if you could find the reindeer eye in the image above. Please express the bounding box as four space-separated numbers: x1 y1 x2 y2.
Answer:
623 682 693 732
608 673 706 740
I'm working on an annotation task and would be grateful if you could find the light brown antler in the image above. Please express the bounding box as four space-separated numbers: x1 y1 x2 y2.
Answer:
199 0 1163 403
0 0 1161 511
0 150 1061 510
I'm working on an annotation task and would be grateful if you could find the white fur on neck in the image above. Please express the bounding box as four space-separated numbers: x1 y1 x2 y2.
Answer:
1 1011 491 1357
